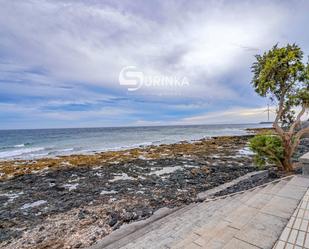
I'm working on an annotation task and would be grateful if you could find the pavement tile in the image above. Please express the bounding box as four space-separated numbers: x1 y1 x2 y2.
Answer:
301 200 309 209
245 193 273 210
187 242 202 249
203 225 239 249
295 230 305 247
222 238 260 249
261 181 289 196
235 212 287 249
273 240 285 249
304 196 309 202
279 227 291 241
261 196 299 219
224 206 258 229
276 184 307 201
287 229 298 244
285 243 295 249
305 210 309 220
287 217 295 228
293 218 302 230
300 219 309 231
297 209 305 218
289 177 309 188
194 237 207 247
304 234 309 248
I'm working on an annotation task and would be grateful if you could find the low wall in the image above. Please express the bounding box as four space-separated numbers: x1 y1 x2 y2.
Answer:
301 152 309 175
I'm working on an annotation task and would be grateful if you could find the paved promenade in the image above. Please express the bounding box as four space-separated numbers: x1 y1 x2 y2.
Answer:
274 188 309 248
90 175 309 249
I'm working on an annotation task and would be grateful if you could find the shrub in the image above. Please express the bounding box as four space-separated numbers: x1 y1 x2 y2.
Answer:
249 133 284 169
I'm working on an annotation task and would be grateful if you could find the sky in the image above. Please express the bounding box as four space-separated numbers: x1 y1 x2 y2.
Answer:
0 0 309 129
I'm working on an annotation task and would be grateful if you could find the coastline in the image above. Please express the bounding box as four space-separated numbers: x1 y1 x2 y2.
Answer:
0 128 268 181
0 123 271 161
1 128 307 249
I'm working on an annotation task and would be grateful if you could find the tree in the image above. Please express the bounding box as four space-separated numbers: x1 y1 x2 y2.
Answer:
251 44 309 171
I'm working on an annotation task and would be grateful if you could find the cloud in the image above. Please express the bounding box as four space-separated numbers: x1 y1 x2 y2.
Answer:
0 0 309 128
0 101 137 130
0 1 292 91
177 106 275 124
134 120 164 126
178 106 309 125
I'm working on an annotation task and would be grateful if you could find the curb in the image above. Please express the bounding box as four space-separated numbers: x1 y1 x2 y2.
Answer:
88 206 182 249
196 170 269 201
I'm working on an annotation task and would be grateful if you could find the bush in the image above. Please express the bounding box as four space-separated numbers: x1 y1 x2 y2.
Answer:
249 133 284 169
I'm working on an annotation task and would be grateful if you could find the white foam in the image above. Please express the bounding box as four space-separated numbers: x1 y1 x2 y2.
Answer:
14 144 25 148
98 142 153 153
21 200 47 209
0 147 45 159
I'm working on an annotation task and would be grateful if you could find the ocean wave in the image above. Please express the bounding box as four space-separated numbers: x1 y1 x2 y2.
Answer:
14 144 26 148
47 148 75 156
100 142 154 152
0 124 267 160
0 143 31 150
0 147 45 159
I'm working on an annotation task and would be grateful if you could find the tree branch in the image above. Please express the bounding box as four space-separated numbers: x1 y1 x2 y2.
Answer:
273 96 285 135
295 127 309 141
289 105 306 134
290 126 309 157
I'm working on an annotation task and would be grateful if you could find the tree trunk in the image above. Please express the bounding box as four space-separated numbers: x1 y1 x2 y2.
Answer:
281 137 294 172
282 153 294 171
272 103 308 172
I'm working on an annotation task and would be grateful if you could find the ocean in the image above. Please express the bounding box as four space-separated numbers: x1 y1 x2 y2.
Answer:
0 123 270 160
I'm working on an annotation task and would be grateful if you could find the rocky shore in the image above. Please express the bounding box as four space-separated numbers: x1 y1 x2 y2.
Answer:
0 131 307 249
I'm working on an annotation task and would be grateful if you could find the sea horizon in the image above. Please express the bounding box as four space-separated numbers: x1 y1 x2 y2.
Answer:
0 121 268 131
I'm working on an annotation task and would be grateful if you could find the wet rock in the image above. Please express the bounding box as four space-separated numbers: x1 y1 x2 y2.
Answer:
36 237 44 244
78 210 87 220
108 213 119 227
268 168 280 178
74 242 83 248
112 222 122 230
122 212 138 222
52 185 66 191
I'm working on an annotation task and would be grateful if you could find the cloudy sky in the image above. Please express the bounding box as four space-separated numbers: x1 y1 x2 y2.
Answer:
0 0 308 129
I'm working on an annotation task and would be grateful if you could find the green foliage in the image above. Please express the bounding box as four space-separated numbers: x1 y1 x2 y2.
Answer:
251 43 309 127
249 133 284 169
